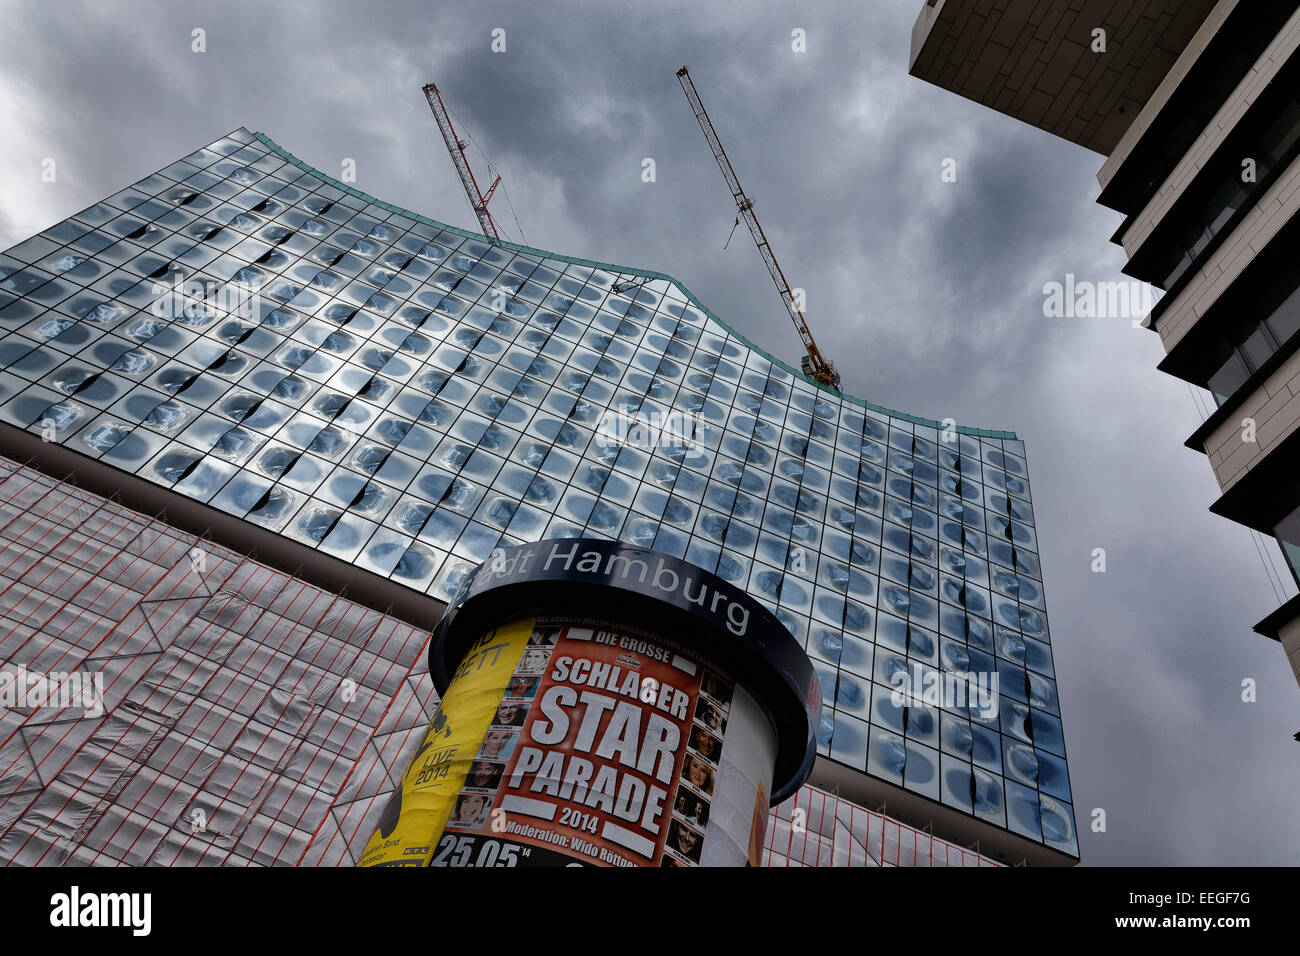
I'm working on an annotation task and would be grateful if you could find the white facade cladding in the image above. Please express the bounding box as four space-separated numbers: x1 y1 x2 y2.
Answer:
0 128 1076 862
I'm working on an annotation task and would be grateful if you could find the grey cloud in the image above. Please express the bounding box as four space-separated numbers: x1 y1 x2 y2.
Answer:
1 0 1297 865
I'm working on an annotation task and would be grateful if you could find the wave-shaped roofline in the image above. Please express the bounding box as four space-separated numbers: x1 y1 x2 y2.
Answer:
252 129 1017 441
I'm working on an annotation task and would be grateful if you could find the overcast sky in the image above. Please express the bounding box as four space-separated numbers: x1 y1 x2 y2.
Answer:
2 0 1297 866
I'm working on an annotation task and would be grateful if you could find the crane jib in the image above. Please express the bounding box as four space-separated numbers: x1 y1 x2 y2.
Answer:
675 67 841 392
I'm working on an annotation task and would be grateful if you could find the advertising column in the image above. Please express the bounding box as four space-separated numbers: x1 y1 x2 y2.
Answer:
358 539 820 868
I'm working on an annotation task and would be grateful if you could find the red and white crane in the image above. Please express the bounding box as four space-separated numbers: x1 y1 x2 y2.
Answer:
422 82 503 242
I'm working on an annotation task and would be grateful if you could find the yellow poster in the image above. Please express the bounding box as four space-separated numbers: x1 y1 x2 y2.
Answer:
357 617 534 867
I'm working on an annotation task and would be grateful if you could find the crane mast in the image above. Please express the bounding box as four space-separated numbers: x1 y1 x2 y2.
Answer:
675 66 841 391
422 82 502 242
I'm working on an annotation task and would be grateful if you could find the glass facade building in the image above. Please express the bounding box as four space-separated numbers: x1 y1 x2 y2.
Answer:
0 128 1077 862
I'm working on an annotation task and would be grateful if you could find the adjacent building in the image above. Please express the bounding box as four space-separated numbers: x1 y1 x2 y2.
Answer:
911 0 1300 694
0 127 1075 864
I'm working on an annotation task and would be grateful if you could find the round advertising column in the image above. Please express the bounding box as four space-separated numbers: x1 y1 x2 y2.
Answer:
358 538 821 868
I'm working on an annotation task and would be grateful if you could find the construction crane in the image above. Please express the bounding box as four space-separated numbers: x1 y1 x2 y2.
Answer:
676 66 841 391
422 82 503 242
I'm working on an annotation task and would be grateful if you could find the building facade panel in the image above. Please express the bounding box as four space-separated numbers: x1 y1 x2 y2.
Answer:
0 455 436 865
1280 616 1300 686
1116 6 1300 256
1202 351 1300 492
1099 0 1239 188
1154 161 1300 354
910 0 1218 154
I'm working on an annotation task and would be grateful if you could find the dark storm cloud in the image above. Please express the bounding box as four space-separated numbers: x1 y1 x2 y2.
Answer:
1 0 1296 865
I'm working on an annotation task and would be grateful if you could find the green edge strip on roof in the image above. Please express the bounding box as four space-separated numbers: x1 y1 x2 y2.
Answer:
252 130 1017 441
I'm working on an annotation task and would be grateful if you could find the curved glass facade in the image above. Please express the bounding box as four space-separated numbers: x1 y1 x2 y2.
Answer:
0 127 1075 858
